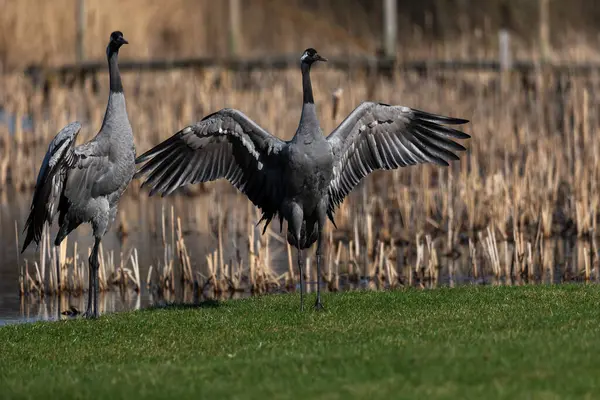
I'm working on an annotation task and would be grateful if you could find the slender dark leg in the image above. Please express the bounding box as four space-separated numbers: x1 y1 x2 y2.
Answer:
56 248 63 318
93 238 101 318
84 238 100 319
83 259 93 317
314 229 324 310
297 247 304 311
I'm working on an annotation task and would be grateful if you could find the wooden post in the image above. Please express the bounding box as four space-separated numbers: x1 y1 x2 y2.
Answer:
76 0 86 63
382 0 397 59
228 0 241 56
498 29 512 72
498 28 512 93
498 1 513 93
331 87 343 122
539 0 550 61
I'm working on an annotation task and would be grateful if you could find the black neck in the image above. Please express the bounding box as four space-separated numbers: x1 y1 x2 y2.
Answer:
107 47 123 93
301 62 314 104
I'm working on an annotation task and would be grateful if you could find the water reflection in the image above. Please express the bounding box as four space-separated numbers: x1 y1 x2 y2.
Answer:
3 288 253 326
1 186 258 324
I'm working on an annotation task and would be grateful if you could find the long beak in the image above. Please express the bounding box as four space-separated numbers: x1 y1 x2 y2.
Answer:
316 55 328 62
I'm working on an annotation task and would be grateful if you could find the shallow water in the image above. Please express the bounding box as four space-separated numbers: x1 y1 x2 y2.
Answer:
1 289 255 326
0 107 34 135
0 186 292 325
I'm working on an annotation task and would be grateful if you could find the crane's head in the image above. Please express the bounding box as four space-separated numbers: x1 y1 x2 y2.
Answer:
107 31 128 54
300 48 327 65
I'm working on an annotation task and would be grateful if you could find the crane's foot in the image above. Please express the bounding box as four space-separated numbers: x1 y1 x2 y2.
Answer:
314 299 325 311
82 308 96 319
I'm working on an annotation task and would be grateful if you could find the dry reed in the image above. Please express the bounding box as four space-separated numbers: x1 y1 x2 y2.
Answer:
9 11 600 301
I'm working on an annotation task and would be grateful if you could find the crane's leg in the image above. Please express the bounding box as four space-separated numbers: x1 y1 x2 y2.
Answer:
92 237 101 318
314 228 325 311
290 203 305 311
297 247 304 312
55 251 63 318
83 257 93 317
83 237 101 319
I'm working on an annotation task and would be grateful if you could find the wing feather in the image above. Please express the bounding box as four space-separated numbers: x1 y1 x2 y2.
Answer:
326 102 470 217
135 108 286 227
22 122 82 251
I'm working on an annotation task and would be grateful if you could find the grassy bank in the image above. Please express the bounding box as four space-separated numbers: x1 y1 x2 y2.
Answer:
1 286 600 399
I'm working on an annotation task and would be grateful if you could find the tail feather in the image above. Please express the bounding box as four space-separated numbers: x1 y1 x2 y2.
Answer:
21 122 80 252
22 173 59 253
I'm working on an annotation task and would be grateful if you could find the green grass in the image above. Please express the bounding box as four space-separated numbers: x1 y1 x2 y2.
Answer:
1 285 600 399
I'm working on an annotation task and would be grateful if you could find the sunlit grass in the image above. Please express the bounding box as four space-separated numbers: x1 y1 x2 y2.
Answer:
2 285 600 399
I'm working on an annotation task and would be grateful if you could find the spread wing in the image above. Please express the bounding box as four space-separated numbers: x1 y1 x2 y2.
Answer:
22 122 83 251
135 108 286 228
326 102 470 218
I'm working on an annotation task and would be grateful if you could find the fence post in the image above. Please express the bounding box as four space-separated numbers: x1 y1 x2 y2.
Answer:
539 0 550 62
76 0 86 63
382 0 397 60
498 28 512 93
498 29 512 72
228 0 241 56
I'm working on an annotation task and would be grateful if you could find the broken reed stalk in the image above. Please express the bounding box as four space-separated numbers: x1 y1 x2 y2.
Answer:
425 235 439 287
415 233 424 284
469 238 478 281
176 217 193 284
333 241 342 291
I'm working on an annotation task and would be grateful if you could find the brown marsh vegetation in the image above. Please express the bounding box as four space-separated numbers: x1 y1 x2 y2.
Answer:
4 0 600 67
5 1 600 305
11 63 600 300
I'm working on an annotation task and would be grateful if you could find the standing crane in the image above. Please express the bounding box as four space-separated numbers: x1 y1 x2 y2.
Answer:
135 48 470 311
22 31 135 319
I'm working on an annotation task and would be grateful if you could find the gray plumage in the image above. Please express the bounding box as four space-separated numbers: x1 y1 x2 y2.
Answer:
22 31 134 318
135 47 470 311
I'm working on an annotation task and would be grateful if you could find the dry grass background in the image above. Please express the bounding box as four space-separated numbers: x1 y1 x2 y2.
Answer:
5 1 600 296
3 0 600 68
0 0 381 68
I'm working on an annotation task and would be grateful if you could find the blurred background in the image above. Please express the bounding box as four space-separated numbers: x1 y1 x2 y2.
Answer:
3 0 600 65
2 0 600 324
